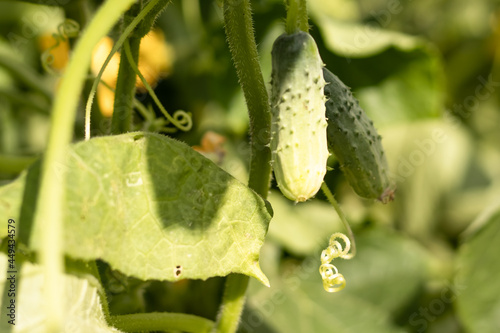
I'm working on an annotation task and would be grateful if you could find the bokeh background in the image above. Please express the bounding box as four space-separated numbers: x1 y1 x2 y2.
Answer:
1 0 500 332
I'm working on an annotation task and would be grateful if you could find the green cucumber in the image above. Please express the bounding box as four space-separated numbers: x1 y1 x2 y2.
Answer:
270 31 329 202
323 68 394 202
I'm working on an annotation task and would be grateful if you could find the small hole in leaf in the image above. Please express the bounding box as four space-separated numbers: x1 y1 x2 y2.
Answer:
175 265 182 277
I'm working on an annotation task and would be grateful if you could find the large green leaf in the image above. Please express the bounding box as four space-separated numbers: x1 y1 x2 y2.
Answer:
0 132 272 284
456 208 500 333
242 227 427 332
0 253 120 333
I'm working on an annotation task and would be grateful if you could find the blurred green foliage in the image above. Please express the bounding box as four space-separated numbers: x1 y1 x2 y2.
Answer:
1 0 500 332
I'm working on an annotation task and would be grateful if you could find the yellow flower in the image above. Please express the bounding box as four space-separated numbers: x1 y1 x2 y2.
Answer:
38 33 70 72
91 37 121 117
137 29 174 91
90 29 174 117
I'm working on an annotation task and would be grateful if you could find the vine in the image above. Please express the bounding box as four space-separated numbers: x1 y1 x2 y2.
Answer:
214 0 273 332
40 19 80 75
320 183 356 292
285 0 309 34
84 0 170 140
221 0 272 198
32 0 137 330
123 40 192 132
110 1 143 134
319 233 351 292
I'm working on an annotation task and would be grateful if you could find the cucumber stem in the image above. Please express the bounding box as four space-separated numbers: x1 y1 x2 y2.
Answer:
285 0 309 34
84 0 164 140
222 0 272 199
214 0 273 332
110 1 143 135
321 182 357 257
123 40 192 131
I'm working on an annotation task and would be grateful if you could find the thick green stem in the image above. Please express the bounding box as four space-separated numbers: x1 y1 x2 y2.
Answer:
214 274 250 333
111 1 143 134
215 1 272 332
110 313 214 333
84 0 166 140
33 0 136 331
223 0 272 198
86 260 111 321
64 0 92 30
298 0 309 32
285 0 309 34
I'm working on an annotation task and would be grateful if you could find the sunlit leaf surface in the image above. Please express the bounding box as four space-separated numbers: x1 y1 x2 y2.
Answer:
1 133 272 284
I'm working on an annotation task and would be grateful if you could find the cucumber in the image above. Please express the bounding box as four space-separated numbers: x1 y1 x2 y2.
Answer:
270 31 329 202
323 68 394 202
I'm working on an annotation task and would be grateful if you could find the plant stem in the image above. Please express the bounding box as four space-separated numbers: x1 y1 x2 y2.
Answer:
84 0 165 140
321 182 356 257
33 0 136 331
223 0 272 199
285 0 309 34
87 260 111 321
63 0 92 31
100 79 155 122
214 274 251 333
298 0 309 32
110 313 214 333
110 1 143 135
215 1 272 332
123 40 192 131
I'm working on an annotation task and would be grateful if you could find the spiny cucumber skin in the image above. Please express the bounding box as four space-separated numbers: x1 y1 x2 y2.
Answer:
323 68 393 202
270 32 329 202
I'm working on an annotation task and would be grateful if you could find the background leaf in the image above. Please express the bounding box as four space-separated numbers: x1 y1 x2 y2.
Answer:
309 9 445 127
381 119 473 237
241 227 428 333
456 208 500 333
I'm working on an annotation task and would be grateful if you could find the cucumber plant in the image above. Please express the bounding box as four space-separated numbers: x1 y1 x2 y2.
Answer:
0 0 399 332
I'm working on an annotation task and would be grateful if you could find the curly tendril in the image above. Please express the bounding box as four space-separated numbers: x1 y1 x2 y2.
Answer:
123 39 193 132
99 80 184 134
319 232 353 293
319 183 356 293
41 19 80 74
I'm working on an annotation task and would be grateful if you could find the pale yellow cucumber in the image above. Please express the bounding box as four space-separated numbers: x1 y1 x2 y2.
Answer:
270 31 329 202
